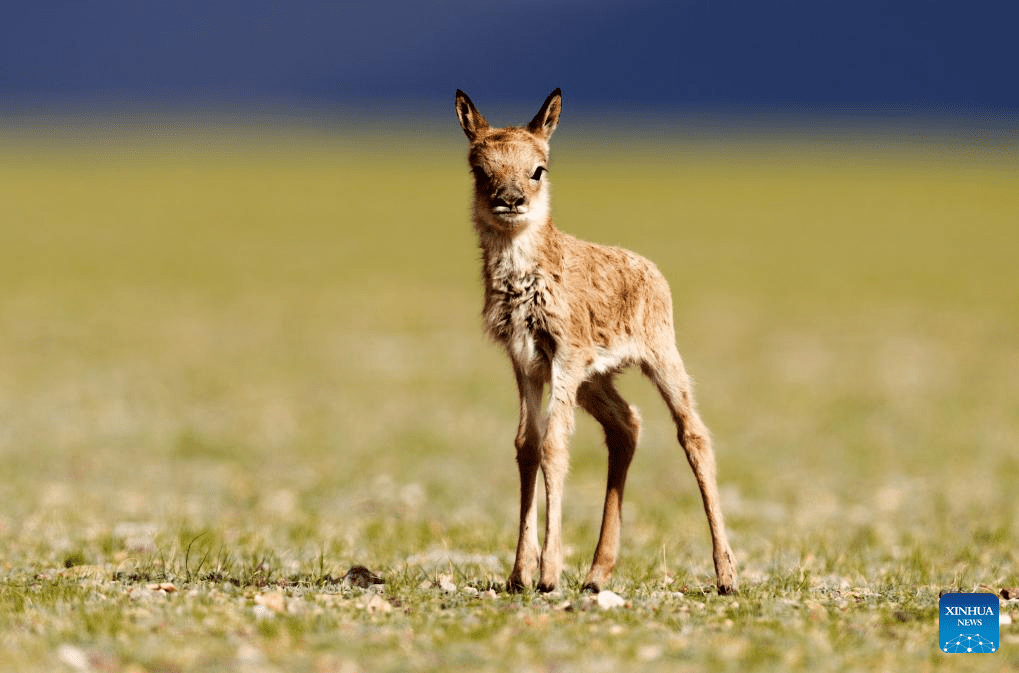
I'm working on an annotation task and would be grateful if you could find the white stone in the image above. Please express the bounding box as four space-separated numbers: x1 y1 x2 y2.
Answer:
596 590 626 610
236 643 266 665
56 644 90 671
252 604 274 620
364 594 392 614
637 644 664 661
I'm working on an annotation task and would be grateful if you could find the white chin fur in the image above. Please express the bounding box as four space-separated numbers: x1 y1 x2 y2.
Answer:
476 190 549 234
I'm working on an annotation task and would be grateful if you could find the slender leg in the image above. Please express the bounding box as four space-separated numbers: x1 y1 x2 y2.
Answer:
507 366 544 592
646 349 738 595
536 360 580 592
577 375 641 592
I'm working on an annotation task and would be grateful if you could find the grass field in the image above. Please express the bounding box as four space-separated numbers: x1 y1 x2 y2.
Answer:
1 118 1017 672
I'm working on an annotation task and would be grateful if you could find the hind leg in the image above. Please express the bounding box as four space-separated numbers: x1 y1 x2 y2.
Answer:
644 349 738 594
577 375 641 592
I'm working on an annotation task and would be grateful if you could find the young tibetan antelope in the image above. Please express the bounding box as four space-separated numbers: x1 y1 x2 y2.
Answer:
455 88 737 595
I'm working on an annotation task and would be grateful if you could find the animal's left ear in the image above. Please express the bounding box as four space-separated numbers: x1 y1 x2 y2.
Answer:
527 88 562 141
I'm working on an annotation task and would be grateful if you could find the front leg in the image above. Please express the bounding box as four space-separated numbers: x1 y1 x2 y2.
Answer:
537 360 580 592
507 367 544 592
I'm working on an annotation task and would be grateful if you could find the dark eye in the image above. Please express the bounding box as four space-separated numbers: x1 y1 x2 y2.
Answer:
471 166 487 181
531 166 547 181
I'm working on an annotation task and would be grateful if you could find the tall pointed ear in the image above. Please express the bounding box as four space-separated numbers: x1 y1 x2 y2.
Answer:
455 90 489 142
527 88 562 141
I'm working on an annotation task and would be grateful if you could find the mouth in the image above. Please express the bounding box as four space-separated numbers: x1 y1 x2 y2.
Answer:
483 209 529 232
492 206 528 219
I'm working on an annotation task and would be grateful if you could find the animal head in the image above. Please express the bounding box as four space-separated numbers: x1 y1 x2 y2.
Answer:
455 89 562 233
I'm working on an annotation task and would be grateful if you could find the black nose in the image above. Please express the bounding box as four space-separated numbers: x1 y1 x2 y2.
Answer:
494 194 525 209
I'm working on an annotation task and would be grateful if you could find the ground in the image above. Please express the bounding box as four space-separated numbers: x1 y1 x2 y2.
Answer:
0 120 1016 671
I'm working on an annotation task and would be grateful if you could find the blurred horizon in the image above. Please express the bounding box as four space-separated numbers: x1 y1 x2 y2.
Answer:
2 1 1018 126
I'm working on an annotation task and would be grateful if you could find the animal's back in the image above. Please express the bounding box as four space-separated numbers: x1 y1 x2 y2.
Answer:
556 231 674 354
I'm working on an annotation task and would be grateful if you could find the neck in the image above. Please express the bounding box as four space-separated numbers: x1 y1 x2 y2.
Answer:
475 213 556 285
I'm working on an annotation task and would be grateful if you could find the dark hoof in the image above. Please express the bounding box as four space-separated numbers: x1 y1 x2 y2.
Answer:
581 582 600 594
536 582 556 593
717 582 738 596
506 578 528 593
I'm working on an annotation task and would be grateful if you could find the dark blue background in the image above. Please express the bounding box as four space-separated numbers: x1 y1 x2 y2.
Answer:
1 1 1016 115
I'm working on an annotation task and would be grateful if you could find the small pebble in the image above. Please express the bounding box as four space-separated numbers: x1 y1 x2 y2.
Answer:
597 590 625 610
236 644 266 665
342 565 385 589
254 591 287 614
56 644 90 672
637 645 663 662
252 604 274 621
364 594 392 614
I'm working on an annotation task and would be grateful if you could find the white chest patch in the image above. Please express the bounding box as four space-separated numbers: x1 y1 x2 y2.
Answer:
488 270 555 373
483 228 557 374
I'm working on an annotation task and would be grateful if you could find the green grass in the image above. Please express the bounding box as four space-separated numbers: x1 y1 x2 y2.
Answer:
0 120 1017 672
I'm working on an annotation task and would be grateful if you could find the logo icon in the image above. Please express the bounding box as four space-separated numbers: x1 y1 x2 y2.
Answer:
939 592 999 653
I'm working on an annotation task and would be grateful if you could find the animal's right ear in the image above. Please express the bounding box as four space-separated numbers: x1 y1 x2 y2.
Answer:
527 88 562 141
455 90 489 142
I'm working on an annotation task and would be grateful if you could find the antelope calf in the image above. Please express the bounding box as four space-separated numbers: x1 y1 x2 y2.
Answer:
455 88 737 595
